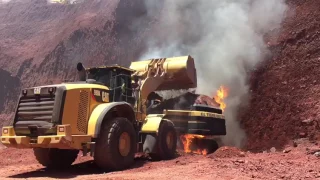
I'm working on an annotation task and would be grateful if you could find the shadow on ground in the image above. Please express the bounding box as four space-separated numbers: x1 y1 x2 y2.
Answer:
8 157 149 179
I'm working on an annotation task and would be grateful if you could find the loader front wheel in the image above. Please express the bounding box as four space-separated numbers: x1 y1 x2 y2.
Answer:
94 117 136 171
150 121 177 160
33 148 79 169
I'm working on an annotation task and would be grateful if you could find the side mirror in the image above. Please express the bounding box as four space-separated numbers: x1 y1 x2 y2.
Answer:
77 62 84 71
77 62 86 81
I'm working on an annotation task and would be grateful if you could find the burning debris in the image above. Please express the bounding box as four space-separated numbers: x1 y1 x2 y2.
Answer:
148 85 228 155
180 134 208 155
178 86 228 155
147 86 226 115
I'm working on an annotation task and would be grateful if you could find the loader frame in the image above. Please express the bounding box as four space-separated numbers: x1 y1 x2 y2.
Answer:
0 55 226 171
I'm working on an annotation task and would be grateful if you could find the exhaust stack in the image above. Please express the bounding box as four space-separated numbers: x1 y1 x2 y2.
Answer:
77 62 86 81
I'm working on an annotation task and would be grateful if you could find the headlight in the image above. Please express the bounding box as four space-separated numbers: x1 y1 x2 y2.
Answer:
22 89 27 96
48 87 56 94
59 127 65 132
2 128 8 135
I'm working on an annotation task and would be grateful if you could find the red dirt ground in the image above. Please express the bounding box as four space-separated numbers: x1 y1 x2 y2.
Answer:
0 139 319 180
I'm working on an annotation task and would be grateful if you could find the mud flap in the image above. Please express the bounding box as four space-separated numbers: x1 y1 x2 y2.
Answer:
142 133 157 153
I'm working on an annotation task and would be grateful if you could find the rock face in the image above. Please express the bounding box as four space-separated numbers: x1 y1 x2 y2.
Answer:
240 0 320 151
0 68 21 126
0 0 150 118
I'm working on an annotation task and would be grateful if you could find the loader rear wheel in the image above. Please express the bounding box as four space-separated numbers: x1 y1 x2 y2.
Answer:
150 121 177 160
94 117 136 171
33 148 79 169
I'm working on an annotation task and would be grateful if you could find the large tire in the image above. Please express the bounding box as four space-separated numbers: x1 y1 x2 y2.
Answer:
94 117 137 171
150 121 177 160
206 139 219 154
33 148 79 169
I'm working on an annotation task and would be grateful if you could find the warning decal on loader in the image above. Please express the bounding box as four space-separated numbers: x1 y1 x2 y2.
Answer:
92 89 109 103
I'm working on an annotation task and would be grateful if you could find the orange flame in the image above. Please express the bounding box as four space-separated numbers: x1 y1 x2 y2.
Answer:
214 86 228 112
180 134 208 155
195 148 208 155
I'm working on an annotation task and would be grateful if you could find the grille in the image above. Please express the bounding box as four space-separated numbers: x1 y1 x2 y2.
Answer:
16 95 55 122
77 91 89 133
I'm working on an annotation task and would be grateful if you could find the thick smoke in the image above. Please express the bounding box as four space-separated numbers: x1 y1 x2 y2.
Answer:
140 0 288 148
0 0 85 4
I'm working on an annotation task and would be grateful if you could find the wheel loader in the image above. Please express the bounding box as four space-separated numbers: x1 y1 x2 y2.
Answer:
0 55 226 171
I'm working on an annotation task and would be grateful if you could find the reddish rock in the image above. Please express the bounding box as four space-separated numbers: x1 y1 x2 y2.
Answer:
241 0 320 151
299 132 307 138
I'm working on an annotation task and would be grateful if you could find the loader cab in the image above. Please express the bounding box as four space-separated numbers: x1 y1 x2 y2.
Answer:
86 65 136 105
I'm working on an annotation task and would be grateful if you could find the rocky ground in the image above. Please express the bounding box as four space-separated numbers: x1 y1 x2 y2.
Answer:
0 139 319 180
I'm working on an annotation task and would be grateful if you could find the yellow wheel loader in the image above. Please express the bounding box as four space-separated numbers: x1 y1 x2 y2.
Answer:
0 55 226 171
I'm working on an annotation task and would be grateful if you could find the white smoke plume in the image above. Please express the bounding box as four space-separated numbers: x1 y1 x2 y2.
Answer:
0 0 82 4
140 0 288 148
156 89 195 100
0 0 11 3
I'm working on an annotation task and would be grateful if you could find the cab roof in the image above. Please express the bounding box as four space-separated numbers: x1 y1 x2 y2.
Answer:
85 65 136 73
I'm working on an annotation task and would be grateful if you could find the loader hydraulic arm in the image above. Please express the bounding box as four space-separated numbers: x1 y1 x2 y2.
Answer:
129 55 197 121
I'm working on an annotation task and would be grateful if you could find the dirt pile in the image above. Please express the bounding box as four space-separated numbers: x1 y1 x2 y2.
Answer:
208 146 246 159
241 0 320 151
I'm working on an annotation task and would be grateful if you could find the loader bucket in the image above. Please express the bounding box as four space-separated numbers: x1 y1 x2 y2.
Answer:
130 55 197 91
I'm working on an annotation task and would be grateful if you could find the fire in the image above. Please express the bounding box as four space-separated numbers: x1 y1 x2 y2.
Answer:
195 148 208 155
179 134 208 155
178 86 228 155
214 86 228 112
